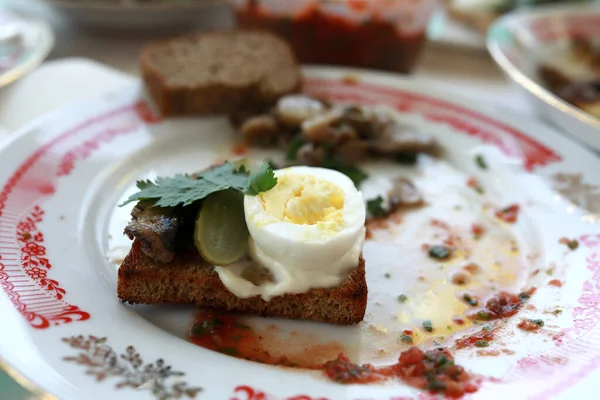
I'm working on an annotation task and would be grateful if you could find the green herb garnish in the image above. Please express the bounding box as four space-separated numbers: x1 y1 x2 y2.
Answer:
120 161 277 207
246 162 277 195
399 333 413 344
476 311 490 321
475 340 489 348
519 291 532 301
396 153 418 165
422 320 433 332
475 154 488 170
532 319 544 327
428 245 452 260
384 273 391 279
366 196 387 218
285 136 305 161
397 294 408 303
191 318 224 337
463 294 478 307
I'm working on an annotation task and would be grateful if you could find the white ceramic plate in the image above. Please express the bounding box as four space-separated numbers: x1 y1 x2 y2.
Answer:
0 10 53 88
487 3 600 152
2 66 600 400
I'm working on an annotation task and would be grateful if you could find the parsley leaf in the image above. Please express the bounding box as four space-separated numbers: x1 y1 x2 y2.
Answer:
245 161 278 195
475 154 488 170
422 320 433 332
286 136 305 161
120 161 277 208
366 196 387 218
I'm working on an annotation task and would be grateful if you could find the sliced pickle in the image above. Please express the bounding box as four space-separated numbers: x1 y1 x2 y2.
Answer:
194 189 249 265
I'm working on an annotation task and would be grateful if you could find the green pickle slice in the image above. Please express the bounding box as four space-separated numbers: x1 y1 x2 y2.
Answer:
194 189 249 265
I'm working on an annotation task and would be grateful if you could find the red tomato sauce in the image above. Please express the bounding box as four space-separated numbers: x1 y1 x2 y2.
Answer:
189 314 479 397
549 279 563 287
455 328 495 349
235 2 428 73
189 312 320 368
471 288 536 321
471 223 485 239
324 347 478 398
517 319 544 332
495 204 520 224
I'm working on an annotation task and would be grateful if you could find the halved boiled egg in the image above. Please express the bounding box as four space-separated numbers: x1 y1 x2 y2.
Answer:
215 166 366 300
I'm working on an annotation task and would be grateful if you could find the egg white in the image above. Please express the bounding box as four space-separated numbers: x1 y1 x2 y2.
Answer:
215 166 366 300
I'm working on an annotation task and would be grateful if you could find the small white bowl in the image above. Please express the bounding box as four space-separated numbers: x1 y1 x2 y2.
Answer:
487 3 600 151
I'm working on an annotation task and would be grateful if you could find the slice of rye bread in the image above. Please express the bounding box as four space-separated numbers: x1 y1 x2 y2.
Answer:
118 239 368 325
140 30 302 116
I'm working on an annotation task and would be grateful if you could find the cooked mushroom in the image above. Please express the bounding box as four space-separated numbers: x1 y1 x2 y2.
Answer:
239 114 280 146
334 140 371 164
388 178 424 211
343 106 391 139
296 142 326 166
372 124 438 155
301 108 358 145
124 201 183 263
275 95 325 126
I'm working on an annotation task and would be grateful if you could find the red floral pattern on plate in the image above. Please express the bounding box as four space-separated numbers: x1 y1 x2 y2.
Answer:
232 385 331 400
0 99 161 329
499 234 600 399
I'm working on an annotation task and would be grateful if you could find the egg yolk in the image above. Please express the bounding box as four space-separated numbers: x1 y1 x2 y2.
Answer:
259 173 346 229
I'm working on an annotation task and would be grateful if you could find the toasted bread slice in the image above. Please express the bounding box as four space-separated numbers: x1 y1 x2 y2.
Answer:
140 30 302 116
118 240 368 325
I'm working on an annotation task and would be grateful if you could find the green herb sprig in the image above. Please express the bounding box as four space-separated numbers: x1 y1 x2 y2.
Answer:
120 161 278 208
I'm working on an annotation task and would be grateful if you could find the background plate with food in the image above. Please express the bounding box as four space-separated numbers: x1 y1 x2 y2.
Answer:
432 0 593 50
488 3 600 151
0 9 53 88
1 66 600 399
15 0 229 31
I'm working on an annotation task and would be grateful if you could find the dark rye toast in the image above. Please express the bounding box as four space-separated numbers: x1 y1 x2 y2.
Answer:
118 239 368 325
140 30 302 116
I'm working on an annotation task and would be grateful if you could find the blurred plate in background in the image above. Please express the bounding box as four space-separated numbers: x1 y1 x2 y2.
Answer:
488 3 600 152
0 9 53 88
18 0 230 31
